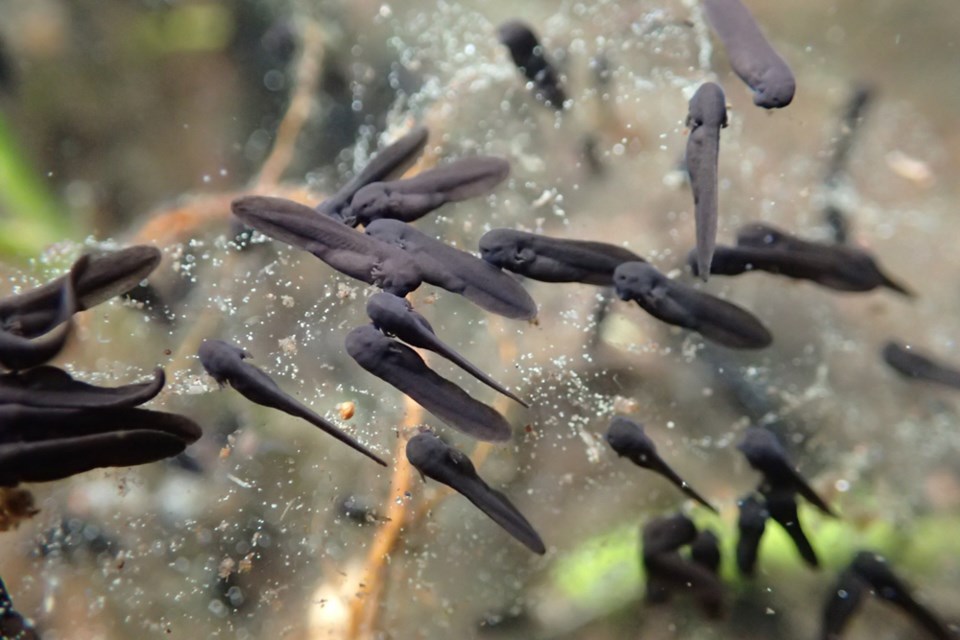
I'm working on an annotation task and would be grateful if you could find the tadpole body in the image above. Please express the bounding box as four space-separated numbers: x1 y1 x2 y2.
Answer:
232 195 424 296
346 156 510 227
701 0 796 108
685 82 728 281
365 219 537 320
345 325 513 442
317 126 430 222
882 341 960 389
689 530 722 575
365 292 527 407
198 339 386 466
605 416 717 512
497 20 566 109
613 261 772 349
479 228 644 286
406 430 545 554
820 568 866 640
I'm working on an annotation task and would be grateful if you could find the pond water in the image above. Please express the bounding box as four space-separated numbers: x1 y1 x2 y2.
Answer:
1 1 958 638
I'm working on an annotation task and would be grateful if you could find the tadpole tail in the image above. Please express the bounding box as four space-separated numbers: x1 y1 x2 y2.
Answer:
456 272 539 321
276 395 388 467
645 554 724 618
886 593 955 640
879 270 915 298
736 494 768 577
0 255 84 371
692 137 720 283
651 457 718 513
0 366 166 409
405 156 510 202
0 430 187 486
820 569 866 640
768 495 819 567
419 330 528 408
318 125 429 220
787 468 838 517
454 474 546 555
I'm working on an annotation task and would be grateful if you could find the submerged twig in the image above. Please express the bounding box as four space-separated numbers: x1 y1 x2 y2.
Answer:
255 22 326 189
347 396 419 640
133 18 327 247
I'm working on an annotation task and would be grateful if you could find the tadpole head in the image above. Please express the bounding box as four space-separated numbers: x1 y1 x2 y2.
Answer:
347 184 383 227
736 427 785 470
613 261 658 300
478 230 530 269
604 416 646 456
497 20 541 65
344 324 391 370
688 82 727 129
753 73 796 109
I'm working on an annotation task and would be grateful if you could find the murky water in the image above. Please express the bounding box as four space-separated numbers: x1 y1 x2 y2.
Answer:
1 1 958 638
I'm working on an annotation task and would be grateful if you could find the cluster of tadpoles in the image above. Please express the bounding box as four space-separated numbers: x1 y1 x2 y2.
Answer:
0 247 200 487
0 247 202 637
2 0 960 636
211 1 956 636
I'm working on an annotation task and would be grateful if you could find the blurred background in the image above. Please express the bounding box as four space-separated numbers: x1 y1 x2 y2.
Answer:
0 0 959 638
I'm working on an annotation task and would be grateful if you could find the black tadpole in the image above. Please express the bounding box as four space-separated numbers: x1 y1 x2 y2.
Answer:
232 195 425 297
735 493 768 577
365 292 528 407
346 156 510 228
479 228 644 286
0 245 162 337
737 427 836 517
365 219 538 321
733 222 912 296
701 0 796 109
497 19 567 110
820 551 956 640
613 260 773 350
0 366 165 409
604 416 717 512
685 81 728 282
317 125 429 222
198 339 386 467
882 341 960 390
406 430 545 554
0 406 202 487
641 514 724 618
345 324 513 442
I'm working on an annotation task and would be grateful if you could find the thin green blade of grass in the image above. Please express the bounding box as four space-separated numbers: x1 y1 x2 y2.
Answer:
0 110 74 260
